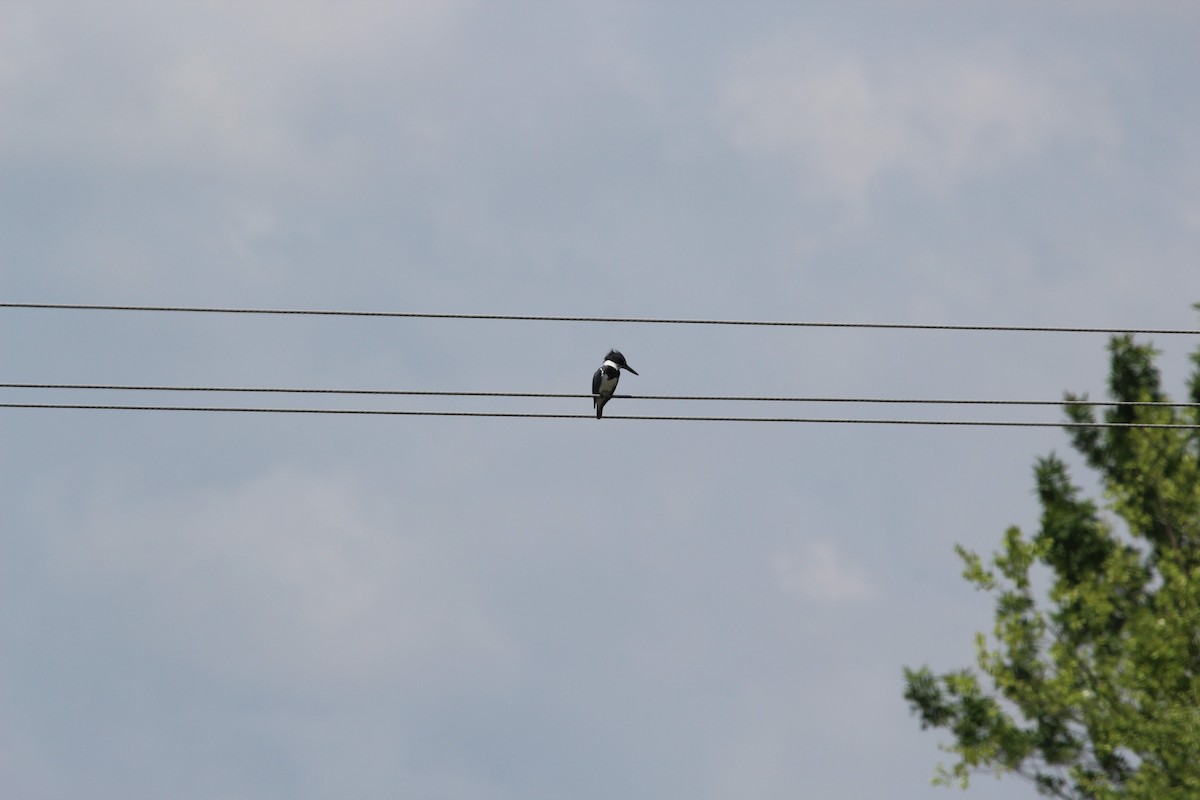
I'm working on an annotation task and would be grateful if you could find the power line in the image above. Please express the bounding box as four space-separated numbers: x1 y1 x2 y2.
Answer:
3 383 1199 408
2 302 1196 335
2 402 1197 428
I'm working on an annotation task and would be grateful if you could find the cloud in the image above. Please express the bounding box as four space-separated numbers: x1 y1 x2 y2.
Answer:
1179 147 1200 232
0 1 468 178
716 38 1117 203
771 540 873 603
44 467 516 689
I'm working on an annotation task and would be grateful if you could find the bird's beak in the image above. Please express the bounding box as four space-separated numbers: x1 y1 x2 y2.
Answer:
624 365 638 376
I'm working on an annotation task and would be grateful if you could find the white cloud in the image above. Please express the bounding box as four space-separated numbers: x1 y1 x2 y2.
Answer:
771 540 873 602
717 38 1117 203
1179 147 1200 232
0 1 469 177
45 468 516 688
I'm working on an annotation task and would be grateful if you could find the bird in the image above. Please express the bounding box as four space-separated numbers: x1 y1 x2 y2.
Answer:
592 349 638 419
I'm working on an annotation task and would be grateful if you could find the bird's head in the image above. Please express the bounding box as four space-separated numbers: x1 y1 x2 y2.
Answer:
605 349 638 375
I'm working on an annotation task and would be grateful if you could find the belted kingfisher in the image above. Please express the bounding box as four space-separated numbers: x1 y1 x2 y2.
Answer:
592 349 638 419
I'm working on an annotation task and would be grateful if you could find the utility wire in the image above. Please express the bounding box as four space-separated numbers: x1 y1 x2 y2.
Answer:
2 302 1197 335
2 402 1197 428
3 383 1199 408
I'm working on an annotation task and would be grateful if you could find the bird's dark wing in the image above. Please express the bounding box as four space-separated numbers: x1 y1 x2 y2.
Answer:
591 367 602 401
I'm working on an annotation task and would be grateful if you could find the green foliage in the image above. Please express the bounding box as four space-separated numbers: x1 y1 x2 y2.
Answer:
904 334 1200 798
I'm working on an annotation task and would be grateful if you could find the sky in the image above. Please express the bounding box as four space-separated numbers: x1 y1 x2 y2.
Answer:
2 2 1199 799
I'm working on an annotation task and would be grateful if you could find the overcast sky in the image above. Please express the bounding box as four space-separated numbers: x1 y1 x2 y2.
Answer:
3 3 1199 799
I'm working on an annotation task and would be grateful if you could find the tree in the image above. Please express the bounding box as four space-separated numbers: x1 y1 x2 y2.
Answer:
904 332 1200 799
